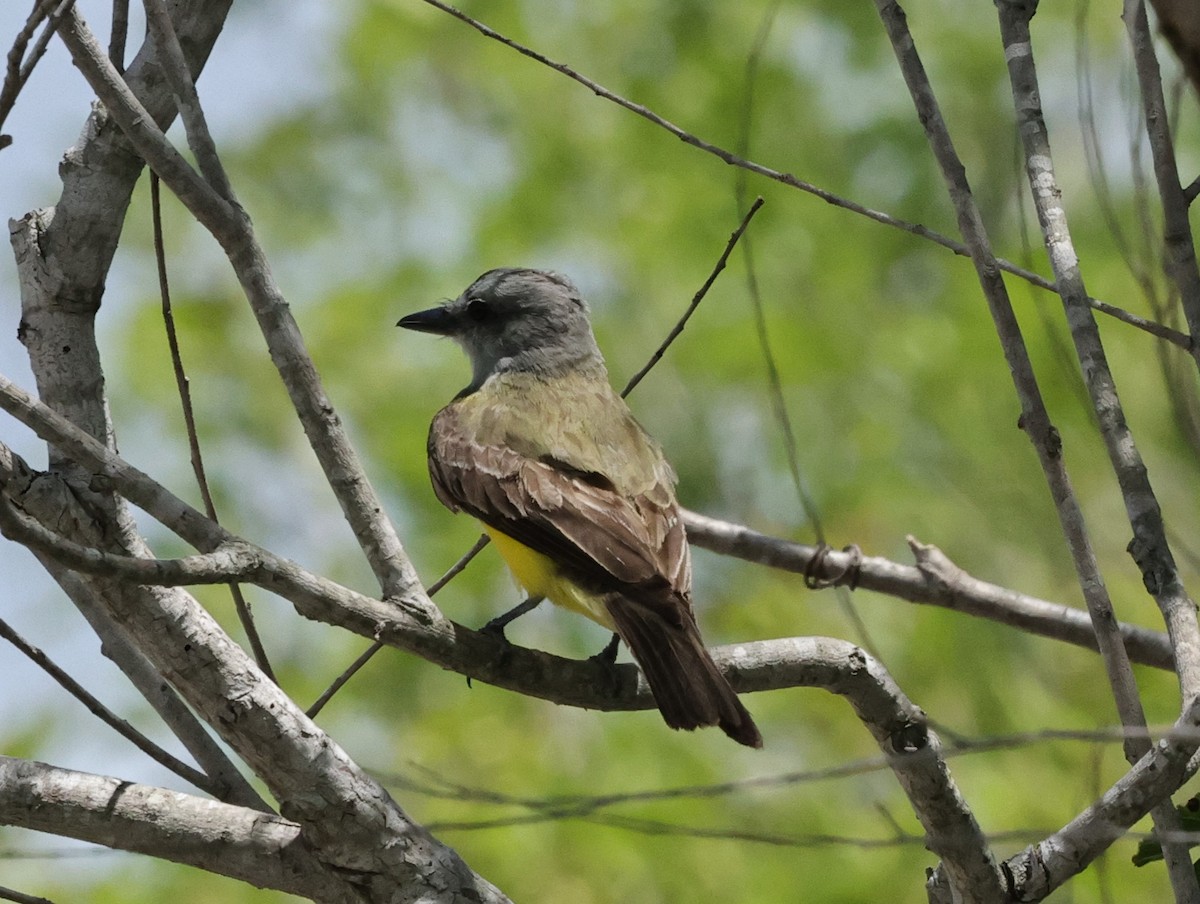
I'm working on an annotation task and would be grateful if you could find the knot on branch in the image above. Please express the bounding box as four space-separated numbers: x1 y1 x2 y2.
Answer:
1126 532 1172 595
890 720 929 754
994 0 1039 21
1016 412 1062 459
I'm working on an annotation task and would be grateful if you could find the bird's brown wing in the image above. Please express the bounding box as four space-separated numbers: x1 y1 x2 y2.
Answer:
428 391 762 748
428 402 690 610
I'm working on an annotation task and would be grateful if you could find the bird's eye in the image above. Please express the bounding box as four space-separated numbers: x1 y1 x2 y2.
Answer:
466 298 491 321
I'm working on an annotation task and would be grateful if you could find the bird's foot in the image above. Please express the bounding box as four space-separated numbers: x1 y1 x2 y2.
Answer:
590 632 621 666
588 632 623 697
480 596 543 638
468 597 543 687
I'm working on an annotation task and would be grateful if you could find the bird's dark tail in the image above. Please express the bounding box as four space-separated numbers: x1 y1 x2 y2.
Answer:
605 596 762 748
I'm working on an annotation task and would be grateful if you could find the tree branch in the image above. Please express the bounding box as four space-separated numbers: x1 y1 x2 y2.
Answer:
0 442 507 902
0 756 347 900
141 0 232 198
621 197 765 396
682 511 1174 671
870 0 1195 898
6 0 248 813
0 489 261 584
0 439 265 812
0 379 1178 707
874 0 1145 740
1124 0 1200 364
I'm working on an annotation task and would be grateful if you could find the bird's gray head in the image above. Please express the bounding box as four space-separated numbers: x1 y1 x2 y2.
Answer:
398 268 605 391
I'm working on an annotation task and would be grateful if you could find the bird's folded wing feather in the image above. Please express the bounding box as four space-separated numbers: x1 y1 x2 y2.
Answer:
428 404 691 609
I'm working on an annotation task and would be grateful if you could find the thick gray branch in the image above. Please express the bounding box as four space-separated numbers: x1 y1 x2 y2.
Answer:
0 756 346 900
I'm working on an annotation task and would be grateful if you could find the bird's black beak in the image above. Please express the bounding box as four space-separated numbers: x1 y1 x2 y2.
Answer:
397 305 458 336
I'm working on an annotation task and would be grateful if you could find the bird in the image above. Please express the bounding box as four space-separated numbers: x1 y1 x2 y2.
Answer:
397 267 762 748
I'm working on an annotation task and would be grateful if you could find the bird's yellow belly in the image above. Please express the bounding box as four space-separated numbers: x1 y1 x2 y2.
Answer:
483 526 616 630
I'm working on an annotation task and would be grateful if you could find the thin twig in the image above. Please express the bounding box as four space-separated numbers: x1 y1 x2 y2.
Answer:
0 885 56 904
731 9 879 657
142 0 232 197
108 0 128 72
1123 0 1200 365
620 197 764 397
0 616 214 792
1184 175 1200 205
421 0 1190 351
305 534 491 718
0 0 74 148
389 723 1186 819
150 173 275 681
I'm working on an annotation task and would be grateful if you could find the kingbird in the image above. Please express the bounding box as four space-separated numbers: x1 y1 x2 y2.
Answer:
398 268 762 748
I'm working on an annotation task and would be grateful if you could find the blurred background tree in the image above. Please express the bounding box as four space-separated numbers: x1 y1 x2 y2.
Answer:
1 0 1198 901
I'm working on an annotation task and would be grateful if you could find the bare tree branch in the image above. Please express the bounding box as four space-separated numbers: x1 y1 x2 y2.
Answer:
2 373 1181 727
0 444 265 808
141 0 233 198
1124 0 1200 364
0 433 508 901
683 511 1175 670
0 756 347 900
764 638 995 904
148 172 274 680
0 884 55 904
0 0 72 149
33 561 268 811
0 488 262 584
7 1 240 819
874 0 1147 742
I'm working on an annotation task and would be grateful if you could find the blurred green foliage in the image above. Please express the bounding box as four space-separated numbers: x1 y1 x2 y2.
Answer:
13 0 1200 900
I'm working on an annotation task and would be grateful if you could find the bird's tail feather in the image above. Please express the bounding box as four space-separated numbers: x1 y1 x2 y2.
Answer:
605 597 762 749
